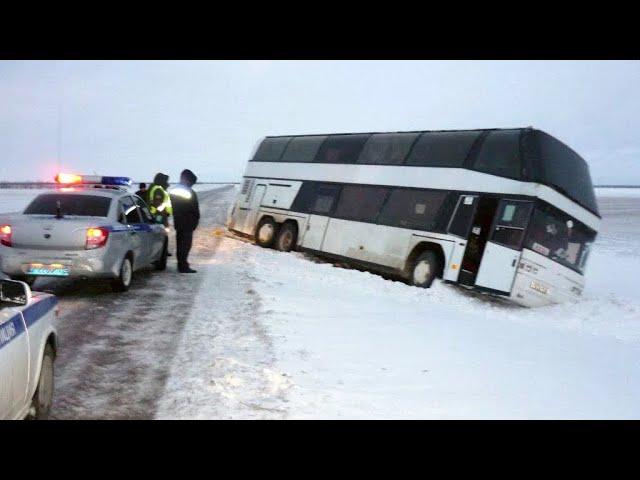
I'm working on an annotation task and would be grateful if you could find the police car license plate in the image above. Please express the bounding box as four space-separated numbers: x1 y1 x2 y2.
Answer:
26 264 70 276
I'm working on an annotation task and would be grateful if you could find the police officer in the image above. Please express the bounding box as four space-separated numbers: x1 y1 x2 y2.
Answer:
135 182 148 199
147 173 172 227
169 169 200 273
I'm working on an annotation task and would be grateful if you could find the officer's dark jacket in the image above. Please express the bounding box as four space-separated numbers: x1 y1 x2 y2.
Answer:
170 184 200 231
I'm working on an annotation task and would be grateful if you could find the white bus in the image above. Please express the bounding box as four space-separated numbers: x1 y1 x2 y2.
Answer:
228 128 599 307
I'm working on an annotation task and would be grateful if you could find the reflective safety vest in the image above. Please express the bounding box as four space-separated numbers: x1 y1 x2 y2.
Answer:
148 184 173 216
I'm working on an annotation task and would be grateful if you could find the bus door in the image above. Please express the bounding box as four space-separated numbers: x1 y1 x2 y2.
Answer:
451 195 499 287
244 184 266 234
475 199 533 294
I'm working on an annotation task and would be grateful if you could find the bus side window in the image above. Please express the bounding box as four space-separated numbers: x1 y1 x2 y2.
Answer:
291 182 341 215
490 201 532 249
310 184 341 214
378 188 447 230
314 135 370 164
334 185 389 222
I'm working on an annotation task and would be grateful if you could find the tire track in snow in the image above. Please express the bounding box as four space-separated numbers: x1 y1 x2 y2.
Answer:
155 233 292 419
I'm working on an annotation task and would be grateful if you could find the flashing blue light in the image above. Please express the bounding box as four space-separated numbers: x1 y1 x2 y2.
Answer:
100 176 132 186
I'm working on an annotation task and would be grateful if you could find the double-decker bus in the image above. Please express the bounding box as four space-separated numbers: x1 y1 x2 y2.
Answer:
228 127 599 307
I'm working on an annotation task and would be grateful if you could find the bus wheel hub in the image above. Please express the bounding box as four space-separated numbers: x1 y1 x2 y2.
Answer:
259 224 274 243
414 261 431 284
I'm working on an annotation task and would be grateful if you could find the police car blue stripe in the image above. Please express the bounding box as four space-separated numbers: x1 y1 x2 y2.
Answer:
0 313 25 350
22 296 57 328
0 295 57 351
105 224 153 233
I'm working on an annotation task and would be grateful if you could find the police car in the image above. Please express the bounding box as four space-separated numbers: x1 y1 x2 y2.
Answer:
0 174 169 292
1 278 58 419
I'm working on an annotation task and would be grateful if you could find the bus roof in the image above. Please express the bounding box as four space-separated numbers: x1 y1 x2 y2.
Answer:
254 127 599 216
264 126 522 139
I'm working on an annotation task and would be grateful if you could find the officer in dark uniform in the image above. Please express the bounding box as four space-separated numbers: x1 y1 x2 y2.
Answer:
169 169 200 273
135 182 148 200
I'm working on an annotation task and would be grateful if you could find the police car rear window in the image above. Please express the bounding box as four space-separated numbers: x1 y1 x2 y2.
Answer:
24 194 111 217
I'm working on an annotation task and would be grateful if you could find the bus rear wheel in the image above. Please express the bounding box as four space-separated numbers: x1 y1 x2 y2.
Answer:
411 251 439 288
275 222 298 252
255 217 278 248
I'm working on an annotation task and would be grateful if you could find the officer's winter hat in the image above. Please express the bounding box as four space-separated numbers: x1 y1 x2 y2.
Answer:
181 169 197 186
153 172 169 189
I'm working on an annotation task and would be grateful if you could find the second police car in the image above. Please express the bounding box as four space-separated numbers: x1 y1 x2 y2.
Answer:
0 174 169 292
0 278 58 420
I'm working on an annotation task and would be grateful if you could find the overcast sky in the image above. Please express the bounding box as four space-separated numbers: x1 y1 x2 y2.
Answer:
0 60 638 184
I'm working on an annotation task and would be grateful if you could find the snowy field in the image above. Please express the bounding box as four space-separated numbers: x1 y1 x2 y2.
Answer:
2 186 640 419
0 189 50 213
158 187 640 419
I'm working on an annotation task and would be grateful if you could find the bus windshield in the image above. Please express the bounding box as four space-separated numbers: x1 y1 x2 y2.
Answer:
525 206 596 274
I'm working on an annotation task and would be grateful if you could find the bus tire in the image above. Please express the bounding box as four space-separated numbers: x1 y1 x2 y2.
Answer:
255 217 278 248
275 222 298 252
411 251 439 288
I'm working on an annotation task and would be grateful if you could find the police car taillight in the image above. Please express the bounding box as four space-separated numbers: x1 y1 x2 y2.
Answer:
85 227 109 250
0 225 11 247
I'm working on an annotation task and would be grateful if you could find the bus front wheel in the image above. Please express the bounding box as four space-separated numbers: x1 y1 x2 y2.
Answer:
411 251 439 288
255 217 278 248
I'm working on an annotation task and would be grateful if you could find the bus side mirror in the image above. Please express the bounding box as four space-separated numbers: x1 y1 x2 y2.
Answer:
0 279 31 306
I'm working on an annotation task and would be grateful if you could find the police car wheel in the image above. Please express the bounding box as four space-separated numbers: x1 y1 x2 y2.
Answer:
112 256 133 292
28 344 54 420
255 218 278 248
154 240 168 271
275 222 298 252
411 251 439 288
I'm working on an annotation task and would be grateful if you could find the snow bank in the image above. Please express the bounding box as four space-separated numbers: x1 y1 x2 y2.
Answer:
252 245 640 419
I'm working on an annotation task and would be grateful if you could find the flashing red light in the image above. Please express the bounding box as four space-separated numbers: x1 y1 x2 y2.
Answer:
85 227 109 250
0 224 12 247
55 173 82 184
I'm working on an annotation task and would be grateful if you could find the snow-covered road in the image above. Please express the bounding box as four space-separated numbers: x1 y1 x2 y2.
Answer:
1 187 234 419
2 186 640 419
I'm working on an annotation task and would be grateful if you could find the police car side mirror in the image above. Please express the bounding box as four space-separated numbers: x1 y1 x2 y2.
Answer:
0 279 31 306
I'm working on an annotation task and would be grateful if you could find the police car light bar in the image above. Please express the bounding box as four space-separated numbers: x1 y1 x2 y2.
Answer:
55 173 132 187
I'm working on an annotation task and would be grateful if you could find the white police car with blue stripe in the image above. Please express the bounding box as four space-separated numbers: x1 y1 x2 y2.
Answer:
0 277 58 419
0 174 169 292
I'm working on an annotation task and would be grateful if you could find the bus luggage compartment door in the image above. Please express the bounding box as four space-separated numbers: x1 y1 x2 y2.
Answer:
474 200 533 294
302 215 330 251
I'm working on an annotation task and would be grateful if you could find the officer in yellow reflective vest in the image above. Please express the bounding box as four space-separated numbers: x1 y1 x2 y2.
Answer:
147 173 173 227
